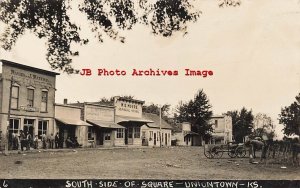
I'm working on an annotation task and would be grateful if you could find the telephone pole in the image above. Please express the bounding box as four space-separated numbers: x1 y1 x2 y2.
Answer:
159 106 162 147
4 76 13 155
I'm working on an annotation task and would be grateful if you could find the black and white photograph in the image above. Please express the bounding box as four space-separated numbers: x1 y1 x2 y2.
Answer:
0 0 299 187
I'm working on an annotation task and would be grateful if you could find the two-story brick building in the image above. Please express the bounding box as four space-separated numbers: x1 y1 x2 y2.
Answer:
209 115 233 144
0 60 59 149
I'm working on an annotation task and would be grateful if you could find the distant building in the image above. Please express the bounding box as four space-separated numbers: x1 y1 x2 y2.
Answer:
172 122 199 146
141 113 173 147
209 115 233 144
0 60 59 149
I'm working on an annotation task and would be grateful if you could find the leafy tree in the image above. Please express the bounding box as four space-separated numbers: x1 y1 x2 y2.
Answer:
98 97 114 106
279 93 300 136
226 107 254 143
175 89 213 140
0 0 201 73
0 0 241 73
142 103 170 120
97 95 135 105
253 113 275 139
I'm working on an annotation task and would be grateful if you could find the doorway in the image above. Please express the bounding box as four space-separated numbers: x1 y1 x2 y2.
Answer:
154 133 157 146
23 119 34 137
165 133 168 146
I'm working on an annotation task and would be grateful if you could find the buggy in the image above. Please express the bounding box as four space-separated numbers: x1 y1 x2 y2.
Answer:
204 142 247 158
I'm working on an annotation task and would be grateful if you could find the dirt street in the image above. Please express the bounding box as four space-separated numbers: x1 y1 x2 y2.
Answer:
0 147 299 179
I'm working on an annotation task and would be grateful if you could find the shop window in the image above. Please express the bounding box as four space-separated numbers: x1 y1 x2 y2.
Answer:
116 128 124 138
11 86 19 109
41 90 48 112
27 88 34 107
9 118 20 134
134 127 140 138
38 120 48 139
149 131 153 140
88 127 94 140
104 133 111 140
23 119 34 136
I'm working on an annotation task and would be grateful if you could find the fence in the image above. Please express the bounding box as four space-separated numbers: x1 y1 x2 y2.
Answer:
263 140 299 166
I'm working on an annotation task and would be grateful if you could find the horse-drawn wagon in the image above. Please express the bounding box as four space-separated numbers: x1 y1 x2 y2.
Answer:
204 142 247 159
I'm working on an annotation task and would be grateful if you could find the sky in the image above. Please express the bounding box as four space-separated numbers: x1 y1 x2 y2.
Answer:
1 0 300 138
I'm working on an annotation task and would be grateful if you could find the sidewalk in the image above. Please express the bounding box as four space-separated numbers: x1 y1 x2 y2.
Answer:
1 145 157 155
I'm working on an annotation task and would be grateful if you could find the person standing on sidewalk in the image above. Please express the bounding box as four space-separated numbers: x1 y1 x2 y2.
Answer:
55 132 59 149
19 130 26 151
33 135 39 149
41 133 47 149
49 133 55 149
26 132 32 150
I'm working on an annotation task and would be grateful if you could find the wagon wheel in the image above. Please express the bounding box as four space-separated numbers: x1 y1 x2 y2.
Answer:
228 149 237 158
204 149 214 159
211 146 223 158
235 146 247 158
204 145 214 159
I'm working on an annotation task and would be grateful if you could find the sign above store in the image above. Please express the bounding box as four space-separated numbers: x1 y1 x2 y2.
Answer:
20 105 39 112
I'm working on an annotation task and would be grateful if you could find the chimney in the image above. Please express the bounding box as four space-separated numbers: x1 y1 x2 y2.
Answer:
63 99 68 105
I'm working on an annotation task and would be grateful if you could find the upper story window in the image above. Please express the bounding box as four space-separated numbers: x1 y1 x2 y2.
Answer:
27 88 34 107
215 120 218 128
11 85 19 109
41 90 48 112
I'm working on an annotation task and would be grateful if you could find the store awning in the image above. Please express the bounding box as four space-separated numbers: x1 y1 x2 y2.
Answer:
87 120 125 129
55 118 92 126
115 115 153 124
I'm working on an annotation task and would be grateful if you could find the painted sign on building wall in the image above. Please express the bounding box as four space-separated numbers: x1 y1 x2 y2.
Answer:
114 97 143 118
85 105 114 122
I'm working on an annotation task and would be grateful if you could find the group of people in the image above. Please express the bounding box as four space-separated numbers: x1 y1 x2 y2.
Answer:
8 131 81 151
9 130 36 151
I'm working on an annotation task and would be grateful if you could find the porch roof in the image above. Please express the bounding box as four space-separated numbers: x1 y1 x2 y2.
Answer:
55 118 92 126
115 115 153 124
87 120 125 129
184 131 199 136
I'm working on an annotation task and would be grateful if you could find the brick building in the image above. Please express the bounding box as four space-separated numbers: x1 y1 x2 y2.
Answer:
0 60 59 149
209 115 233 144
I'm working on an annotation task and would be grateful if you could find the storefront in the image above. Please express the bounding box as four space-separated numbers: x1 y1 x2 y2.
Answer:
79 103 126 147
55 104 92 147
114 97 153 146
140 113 172 147
0 60 59 149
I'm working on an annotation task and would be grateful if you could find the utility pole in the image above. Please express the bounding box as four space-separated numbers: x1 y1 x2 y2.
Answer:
159 106 162 147
4 76 13 155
